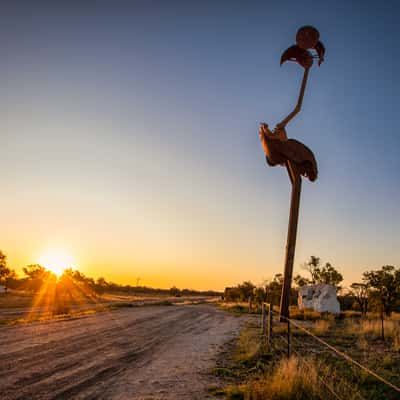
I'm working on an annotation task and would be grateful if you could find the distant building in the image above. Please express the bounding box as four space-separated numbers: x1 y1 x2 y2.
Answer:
298 284 340 314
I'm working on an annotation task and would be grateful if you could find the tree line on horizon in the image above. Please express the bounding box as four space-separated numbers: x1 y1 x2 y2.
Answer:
0 250 221 297
223 256 400 317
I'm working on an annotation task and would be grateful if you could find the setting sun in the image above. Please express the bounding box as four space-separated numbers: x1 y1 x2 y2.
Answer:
38 250 75 277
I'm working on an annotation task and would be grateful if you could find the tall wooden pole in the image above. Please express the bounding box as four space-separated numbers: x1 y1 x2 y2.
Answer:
280 161 302 321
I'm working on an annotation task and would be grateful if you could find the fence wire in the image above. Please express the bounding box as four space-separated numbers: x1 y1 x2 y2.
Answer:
275 333 344 400
265 309 400 395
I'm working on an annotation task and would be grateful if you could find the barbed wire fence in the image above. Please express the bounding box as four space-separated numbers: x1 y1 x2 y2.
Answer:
259 303 400 399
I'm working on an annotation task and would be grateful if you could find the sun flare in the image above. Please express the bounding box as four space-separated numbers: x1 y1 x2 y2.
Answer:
39 250 75 277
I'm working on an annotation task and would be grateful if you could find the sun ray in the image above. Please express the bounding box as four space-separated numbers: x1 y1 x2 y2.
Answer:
27 274 57 319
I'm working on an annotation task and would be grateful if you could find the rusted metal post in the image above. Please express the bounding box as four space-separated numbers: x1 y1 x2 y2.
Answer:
280 161 302 322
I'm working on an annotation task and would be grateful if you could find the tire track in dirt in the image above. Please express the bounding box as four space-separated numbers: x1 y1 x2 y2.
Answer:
0 304 243 400
2 308 187 395
0 307 185 378
46 310 212 400
11 311 192 398
0 308 173 355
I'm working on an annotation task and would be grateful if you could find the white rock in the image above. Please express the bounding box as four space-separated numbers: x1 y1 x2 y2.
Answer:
297 284 340 314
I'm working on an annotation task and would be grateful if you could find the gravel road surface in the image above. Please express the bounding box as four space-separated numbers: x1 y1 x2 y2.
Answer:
0 304 242 399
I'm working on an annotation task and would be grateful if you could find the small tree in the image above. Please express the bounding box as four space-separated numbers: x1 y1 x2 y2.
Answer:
363 265 400 317
224 286 241 302
294 274 309 287
363 265 400 339
317 263 343 287
23 264 55 292
303 256 321 284
237 281 256 302
265 274 284 306
169 286 181 297
95 277 109 295
0 250 17 292
253 286 267 305
297 256 343 289
350 282 369 315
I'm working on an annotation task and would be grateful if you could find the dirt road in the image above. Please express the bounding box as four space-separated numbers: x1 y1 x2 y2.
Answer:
0 304 242 399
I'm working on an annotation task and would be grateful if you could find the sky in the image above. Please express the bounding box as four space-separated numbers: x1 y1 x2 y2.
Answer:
1 1 400 290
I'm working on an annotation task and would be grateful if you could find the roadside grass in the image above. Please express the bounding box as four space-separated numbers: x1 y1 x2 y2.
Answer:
218 302 261 315
216 307 400 399
288 317 400 399
219 303 325 320
312 318 332 336
288 306 321 321
344 316 400 352
211 325 324 399
210 325 274 392
245 356 321 400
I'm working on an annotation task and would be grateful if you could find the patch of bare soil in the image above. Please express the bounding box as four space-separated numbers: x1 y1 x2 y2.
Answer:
0 304 243 399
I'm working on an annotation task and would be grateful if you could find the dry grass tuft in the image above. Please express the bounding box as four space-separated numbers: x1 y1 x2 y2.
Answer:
356 334 368 351
349 318 399 337
393 329 400 352
267 356 320 399
391 312 400 320
289 307 321 321
345 317 400 352
342 310 363 318
229 356 321 400
234 329 261 363
313 319 331 336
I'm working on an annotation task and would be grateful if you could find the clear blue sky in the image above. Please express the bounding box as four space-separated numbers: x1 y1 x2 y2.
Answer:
1 1 399 289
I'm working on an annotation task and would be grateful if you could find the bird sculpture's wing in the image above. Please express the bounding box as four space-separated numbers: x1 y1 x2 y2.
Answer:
280 45 313 69
283 139 318 181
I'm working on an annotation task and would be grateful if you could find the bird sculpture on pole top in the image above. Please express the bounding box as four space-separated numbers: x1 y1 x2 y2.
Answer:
259 25 325 321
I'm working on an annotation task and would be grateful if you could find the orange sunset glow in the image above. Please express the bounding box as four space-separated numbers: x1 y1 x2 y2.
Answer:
2 3 400 400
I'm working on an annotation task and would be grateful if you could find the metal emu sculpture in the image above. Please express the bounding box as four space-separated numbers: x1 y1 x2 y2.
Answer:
259 26 325 321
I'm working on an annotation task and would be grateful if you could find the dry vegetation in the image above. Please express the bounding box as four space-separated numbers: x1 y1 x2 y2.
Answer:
210 324 326 400
211 309 400 400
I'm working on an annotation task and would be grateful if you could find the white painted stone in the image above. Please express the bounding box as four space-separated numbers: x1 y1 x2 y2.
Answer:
297 284 340 314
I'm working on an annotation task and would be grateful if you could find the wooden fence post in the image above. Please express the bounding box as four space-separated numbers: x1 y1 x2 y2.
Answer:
261 303 266 338
268 304 273 347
